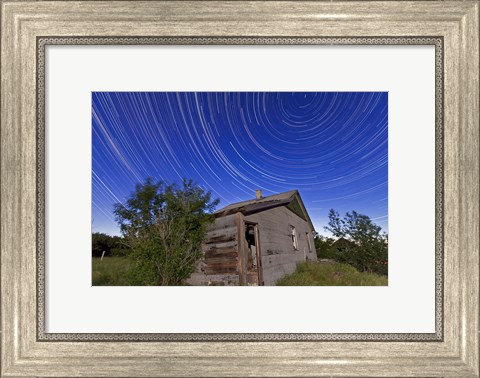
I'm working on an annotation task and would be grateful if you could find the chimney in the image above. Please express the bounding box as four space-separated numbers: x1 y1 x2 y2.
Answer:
255 189 263 200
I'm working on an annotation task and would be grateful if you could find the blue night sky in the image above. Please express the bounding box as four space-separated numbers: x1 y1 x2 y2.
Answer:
92 92 388 236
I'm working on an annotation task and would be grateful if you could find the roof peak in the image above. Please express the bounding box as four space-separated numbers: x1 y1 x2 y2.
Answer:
214 189 299 216
218 189 296 206
214 189 314 231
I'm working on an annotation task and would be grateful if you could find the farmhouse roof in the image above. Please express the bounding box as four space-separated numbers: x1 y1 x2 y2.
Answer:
215 190 315 231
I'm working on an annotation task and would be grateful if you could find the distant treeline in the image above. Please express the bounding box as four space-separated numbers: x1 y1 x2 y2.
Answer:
314 209 388 276
92 232 130 257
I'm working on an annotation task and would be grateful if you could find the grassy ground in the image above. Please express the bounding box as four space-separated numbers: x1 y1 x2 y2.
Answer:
93 257 387 286
276 261 388 286
92 256 132 286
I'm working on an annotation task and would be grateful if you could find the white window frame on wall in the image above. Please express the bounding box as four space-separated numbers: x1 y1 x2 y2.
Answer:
306 232 312 253
290 225 298 250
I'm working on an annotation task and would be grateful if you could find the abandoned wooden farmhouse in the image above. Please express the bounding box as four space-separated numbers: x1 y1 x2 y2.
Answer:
187 190 317 286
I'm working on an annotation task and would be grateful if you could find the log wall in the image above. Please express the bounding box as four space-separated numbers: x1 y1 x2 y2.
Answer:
186 214 239 286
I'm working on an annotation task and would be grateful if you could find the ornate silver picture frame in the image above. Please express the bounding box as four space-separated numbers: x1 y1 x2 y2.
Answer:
36 36 444 342
1 1 478 376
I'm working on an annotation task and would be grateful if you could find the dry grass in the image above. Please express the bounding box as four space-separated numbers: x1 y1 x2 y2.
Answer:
92 256 132 286
276 261 388 286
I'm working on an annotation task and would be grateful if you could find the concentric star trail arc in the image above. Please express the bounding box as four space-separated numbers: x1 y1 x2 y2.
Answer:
92 92 388 236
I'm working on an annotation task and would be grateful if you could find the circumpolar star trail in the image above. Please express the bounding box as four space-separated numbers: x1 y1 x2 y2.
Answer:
92 92 388 236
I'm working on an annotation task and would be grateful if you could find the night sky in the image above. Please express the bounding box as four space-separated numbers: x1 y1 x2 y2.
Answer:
92 92 388 236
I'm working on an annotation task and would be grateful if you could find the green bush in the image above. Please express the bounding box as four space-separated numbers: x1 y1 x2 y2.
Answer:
314 234 335 259
114 178 219 286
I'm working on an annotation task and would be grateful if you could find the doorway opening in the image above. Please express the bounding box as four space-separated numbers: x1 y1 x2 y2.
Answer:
244 222 263 286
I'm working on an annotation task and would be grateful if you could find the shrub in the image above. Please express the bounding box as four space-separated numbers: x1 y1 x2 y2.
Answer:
114 177 219 285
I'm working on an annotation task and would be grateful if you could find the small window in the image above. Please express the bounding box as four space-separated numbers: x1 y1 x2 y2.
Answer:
306 232 312 252
290 225 298 250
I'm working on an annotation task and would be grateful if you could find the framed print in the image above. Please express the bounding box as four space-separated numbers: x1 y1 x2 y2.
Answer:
1 1 478 377
43 43 434 336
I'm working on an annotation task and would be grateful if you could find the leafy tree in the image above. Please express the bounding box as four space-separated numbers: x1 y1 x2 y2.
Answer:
109 235 131 256
313 232 335 259
114 177 219 285
92 232 130 257
92 232 113 257
324 209 388 275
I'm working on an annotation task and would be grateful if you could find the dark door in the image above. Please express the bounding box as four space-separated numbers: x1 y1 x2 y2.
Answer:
244 222 264 286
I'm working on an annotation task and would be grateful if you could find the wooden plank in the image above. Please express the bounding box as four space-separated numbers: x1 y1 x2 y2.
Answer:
255 225 264 286
208 214 237 229
246 273 259 286
236 212 246 285
205 225 238 238
204 260 238 268
205 263 238 275
204 256 238 265
203 240 237 251
204 233 236 244
205 250 237 259
202 274 239 286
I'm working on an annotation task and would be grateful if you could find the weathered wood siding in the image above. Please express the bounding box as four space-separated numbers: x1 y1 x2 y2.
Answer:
188 206 316 286
187 214 239 286
244 207 317 285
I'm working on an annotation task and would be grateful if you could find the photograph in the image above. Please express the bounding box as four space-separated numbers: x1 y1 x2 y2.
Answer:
92 92 388 286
